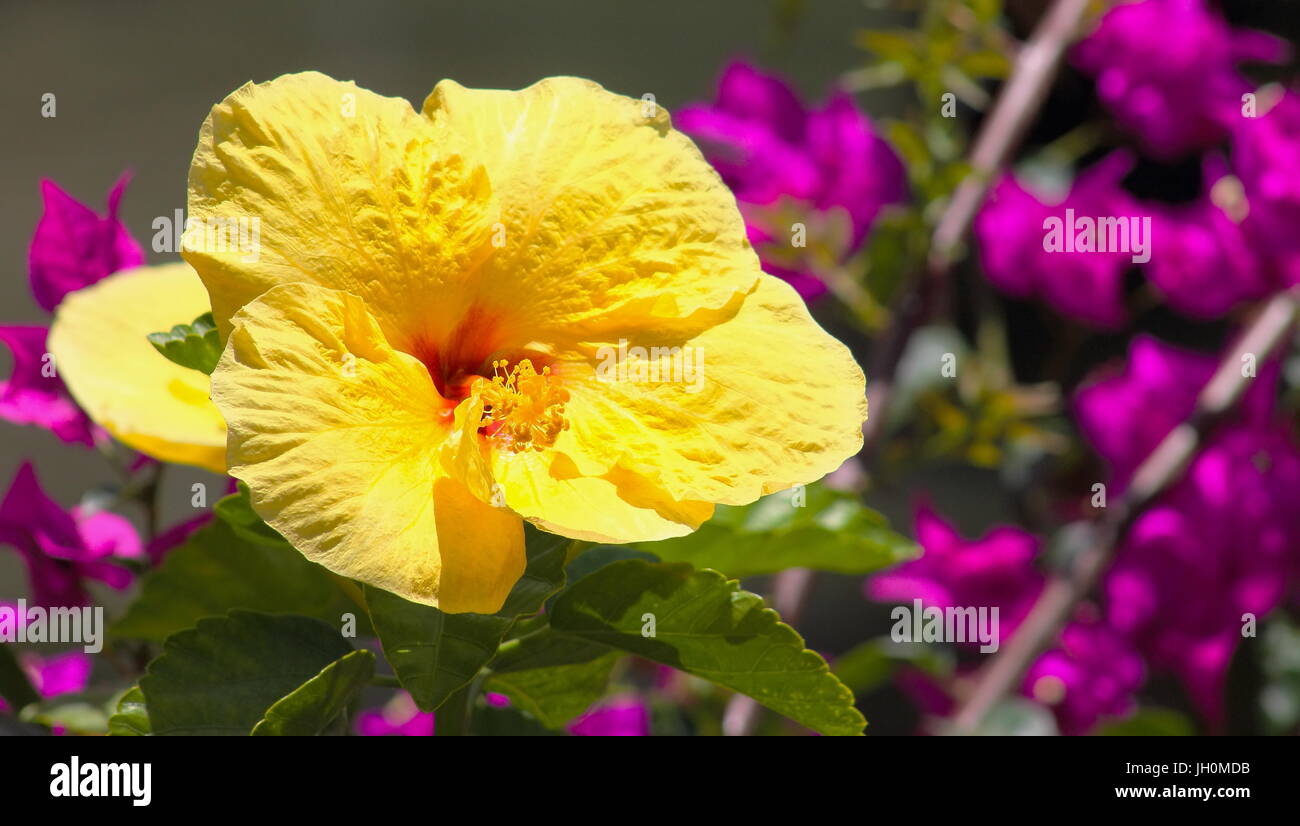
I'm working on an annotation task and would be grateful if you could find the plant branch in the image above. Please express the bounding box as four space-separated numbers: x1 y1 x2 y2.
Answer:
866 0 1094 454
945 288 1298 734
436 672 486 736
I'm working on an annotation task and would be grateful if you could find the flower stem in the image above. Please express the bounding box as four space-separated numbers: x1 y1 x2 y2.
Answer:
436 673 487 736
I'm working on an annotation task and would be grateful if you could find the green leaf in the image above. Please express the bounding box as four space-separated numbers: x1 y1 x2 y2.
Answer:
365 588 511 713
565 545 659 585
107 686 151 736
550 560 866 736
147 312 222 374
212 482 289 547
641 484 917 578
545 545 658 612
140 611 354 736
969 0 1003 24
487 652 620 729
20 693 112 734
252 650 375 736
1096 708 1194 737
112 496 364 642
958 48 1011 80
856 29 918 63
886 120 932 176
0 643 39 712
832 641 895 695
491 629 612 674
832 637 954 695
471 702 561 736
366 523 572 712
501 524 573 616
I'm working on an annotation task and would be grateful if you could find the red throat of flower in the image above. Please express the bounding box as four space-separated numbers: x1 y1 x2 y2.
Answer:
407 309 570 452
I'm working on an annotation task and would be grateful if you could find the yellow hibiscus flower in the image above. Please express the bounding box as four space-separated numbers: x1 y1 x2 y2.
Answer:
183 72 866 614
49 263 227 473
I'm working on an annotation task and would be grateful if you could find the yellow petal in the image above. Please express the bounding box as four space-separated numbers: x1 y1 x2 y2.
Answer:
423 77 761 348
48 263 227 472
560 276 867 505
502 455 715 544
185 71 498 354
212 281 524 614
188 72 867 593
437 363 712 544
443 412 711 544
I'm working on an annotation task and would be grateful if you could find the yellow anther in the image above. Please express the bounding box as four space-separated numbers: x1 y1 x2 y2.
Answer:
477 359 569 452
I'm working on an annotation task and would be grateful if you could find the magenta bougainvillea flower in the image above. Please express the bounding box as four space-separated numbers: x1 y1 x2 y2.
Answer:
0 325 96 446
866 505 1045 639
1105 427 1300 727
892 623 1143 736
354 691 435 736
1074 334 1279 490
0 634 93 721
1231 91 1300 290
21 650 93 698
678 61 905 299
1022 614 1144 735
137 477 237 565
868 484 1299 733
1146 162 1271 318
0 462 140 607
1073 0 1286 160
974 152 1135 328
2 174 148 446
1074 335 1216 490
354 691 648 736
143 511 211 566
869 504 1143 734
1147 99 1300 320
567 696 650 736
28 175 145 313
1075 335 1300 725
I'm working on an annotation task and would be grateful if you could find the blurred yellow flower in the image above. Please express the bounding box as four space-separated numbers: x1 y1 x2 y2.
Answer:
49 263 227 473
184 72 866 613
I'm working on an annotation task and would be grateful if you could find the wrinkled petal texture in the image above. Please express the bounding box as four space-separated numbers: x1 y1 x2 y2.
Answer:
423 76 762 344
48 264 227 472
186 72 498 351
561 276 865 505
211 282 525 613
